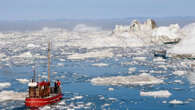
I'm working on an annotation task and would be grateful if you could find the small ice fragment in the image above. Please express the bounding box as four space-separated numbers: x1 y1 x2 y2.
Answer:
128 67 136 73
173 71 186 76
57 63 64 66
169 99 183 104
0 82 11 89
92 63 108 67
140 90 171 98
108 88 114 91
173 80 183 84
16 79 29 84
162 101 167 103
133 57 146 61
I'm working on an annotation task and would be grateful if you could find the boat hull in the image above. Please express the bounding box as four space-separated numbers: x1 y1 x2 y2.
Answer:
25 94 62 108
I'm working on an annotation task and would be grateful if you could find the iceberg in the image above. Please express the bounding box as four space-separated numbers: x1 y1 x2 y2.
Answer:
168 23 195 58
113 19 182 45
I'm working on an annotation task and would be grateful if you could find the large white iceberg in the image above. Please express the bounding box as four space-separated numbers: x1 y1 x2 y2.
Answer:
113 19 182 44
168 23 195 58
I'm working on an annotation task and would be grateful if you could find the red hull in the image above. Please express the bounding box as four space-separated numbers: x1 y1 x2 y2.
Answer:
25 94 62 108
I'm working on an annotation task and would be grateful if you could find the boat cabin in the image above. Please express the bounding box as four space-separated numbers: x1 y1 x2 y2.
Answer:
28 80 61 98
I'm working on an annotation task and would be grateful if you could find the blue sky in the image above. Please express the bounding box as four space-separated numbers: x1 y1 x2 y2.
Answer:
0 0 194 20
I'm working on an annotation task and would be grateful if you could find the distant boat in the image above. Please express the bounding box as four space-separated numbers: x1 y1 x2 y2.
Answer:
153 50 166 59
25 41 63 108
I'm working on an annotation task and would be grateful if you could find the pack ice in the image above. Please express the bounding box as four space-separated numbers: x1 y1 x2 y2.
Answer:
91 73 163 86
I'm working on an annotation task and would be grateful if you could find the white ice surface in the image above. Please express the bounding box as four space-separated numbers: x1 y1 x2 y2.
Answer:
169 99 184 104
92 63 109 67
140 90 171 98
173 71 186 76
16 79 29 84
0 91 27 102
168 23 195 56
67 49 114 60
91 73 163 86
0 82 11 90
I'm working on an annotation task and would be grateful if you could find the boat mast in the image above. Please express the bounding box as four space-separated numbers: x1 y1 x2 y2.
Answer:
48 41 51 82
33 66 36 82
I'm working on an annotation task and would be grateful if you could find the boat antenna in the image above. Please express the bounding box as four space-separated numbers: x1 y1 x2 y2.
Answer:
48 41 51 82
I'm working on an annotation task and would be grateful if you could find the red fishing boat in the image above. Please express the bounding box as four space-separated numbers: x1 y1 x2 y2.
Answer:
25 42 63 108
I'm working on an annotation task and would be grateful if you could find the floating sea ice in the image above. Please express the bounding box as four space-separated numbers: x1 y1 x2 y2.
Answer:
0 91 27 102
92 63 108 67
70 96 83 100
91 73 163 86
59 58 66 62
153 57 166 62
173 70 186 76
133 57 146 61
169 99 184 104
57 63 64 66
140 90 171 98
128 67 136 73
108 88 114 91
27 43 39 49
67 49 114 60
40 105 51 110
0 82 11 89
14 52 33 58
16 79 29 84
173 80 184 84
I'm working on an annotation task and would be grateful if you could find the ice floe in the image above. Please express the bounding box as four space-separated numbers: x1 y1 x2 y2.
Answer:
0 82 11 89
0 91 27 102
169 99 184 104
16 79 29 84
173 70 186 76
108 87 114 91
92 63 109 67
140 90 171 98
91 73 163 86
128 67 136 73
67 49 114 60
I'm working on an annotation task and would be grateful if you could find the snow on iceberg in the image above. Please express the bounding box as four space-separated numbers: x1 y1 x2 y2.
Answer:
91 73 163 86
168 23 195 58
0 82 11 89
152 24 182 44
140 90 171 98
0 90 27 102
113 19 182 44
